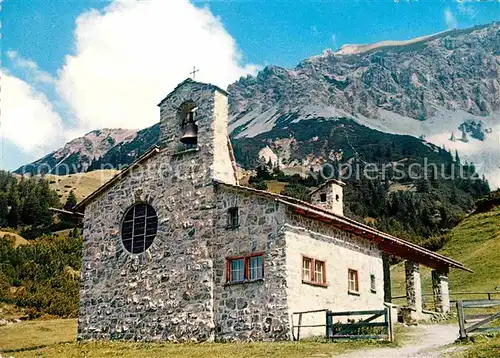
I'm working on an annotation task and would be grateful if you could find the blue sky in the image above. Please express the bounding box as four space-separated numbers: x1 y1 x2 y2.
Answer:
1 0 499 171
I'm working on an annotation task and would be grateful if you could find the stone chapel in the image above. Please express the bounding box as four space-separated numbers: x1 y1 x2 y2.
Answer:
76 78 470 342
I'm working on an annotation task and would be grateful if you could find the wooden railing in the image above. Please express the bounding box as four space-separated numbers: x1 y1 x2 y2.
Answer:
392 290 500 304
326 309 393 341
457 299 500 340
291 306 394 341
291 308 329 341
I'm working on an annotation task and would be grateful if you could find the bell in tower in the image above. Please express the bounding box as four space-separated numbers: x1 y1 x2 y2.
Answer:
180 108 198 145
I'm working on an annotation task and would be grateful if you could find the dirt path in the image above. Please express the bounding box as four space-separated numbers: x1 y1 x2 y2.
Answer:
335 324 463 358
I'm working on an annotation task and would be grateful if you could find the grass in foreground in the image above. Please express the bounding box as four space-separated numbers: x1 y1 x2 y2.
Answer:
8 340 393 358
453 335 500 358
0 319 77 352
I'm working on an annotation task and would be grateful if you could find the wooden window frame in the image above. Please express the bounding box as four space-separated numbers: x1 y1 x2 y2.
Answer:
301 255 327 287
227 207 239 229
370 273 376 294
225 252 264 284
348 268 360 295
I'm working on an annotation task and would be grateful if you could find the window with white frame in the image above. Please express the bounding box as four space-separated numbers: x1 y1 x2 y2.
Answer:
249 255 263 280
230 258 245 282
302 257 312 281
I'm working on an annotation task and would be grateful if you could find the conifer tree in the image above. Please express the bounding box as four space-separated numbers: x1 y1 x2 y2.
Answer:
0 192 9 227
64 190 78 210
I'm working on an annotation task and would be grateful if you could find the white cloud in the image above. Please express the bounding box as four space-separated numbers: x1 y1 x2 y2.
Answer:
6 50 56 85
56 0 259 133
444 8 458 29
1 0 259 163
0 71 64 155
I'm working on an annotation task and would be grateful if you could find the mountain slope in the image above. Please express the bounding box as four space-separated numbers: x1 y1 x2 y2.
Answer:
229 23 499 137
390 203 500 303
16 23 499 183
15 129 136 176
439 205 500 292
228 22 500 185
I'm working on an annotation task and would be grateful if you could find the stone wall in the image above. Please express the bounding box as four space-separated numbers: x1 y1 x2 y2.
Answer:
432 269 450 313
211 187 291 341
284 214 385 338
405 261 423 315
79 81 235 342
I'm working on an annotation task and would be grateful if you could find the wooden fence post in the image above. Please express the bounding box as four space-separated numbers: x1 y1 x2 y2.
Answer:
457 300 466 340
385 305 394 342
297 312 303 341
325 311 330 340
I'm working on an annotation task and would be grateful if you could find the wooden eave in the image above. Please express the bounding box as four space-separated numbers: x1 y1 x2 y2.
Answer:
215 181 472 273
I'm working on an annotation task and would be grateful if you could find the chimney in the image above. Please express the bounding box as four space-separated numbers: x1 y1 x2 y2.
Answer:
310 179 345 216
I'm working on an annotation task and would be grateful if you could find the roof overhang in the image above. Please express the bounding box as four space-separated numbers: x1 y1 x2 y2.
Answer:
215 181 472 272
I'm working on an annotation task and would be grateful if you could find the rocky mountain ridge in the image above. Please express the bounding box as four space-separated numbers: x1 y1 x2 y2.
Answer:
228 22 499 138
16 129 136 175
15 22 500 185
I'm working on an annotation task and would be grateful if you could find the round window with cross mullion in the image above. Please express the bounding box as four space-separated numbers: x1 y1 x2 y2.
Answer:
121 203 158 254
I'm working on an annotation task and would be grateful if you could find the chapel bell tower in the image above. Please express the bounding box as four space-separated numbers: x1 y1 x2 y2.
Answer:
157 78 237 185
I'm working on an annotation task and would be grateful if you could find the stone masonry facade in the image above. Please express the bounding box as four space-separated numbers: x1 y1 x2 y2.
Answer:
79 81 228 341
432 269 450 313
405 261 423 313
78 79 389 342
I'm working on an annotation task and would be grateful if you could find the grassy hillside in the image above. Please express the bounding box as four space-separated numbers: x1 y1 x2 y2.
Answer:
391 206 500 304
440 206 500 292
45 169 118 203
0 231 29 247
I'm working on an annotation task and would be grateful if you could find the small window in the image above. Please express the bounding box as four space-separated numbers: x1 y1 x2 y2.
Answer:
320 193 327 202
335 194 340 202
348 269 359 293
230 258 245 282
370 274 376 293
226 253 264 283
302 256 326 286
314 260 325 283
227 207 239 229
302 257 312 281
249 256 263 280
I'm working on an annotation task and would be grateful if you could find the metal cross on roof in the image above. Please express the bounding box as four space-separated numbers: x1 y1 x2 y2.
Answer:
189 66 199 80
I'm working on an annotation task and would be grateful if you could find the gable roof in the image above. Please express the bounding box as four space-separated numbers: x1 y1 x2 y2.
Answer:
74 146 161 211
157 78 229 107
215 180 471 272
310 178 346 195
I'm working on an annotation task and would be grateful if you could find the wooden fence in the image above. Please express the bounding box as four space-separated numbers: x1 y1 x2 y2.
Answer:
392 290 500 305
456 299 500 340
291 308 329 341
291 307 394 341
327 309 393 341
